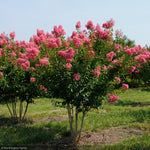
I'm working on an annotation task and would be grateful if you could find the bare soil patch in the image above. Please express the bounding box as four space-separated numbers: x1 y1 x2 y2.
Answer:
33 115 68 123
79 127 149 146
47 127 149 150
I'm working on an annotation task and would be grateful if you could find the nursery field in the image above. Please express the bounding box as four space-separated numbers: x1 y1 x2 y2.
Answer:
0 87 150 150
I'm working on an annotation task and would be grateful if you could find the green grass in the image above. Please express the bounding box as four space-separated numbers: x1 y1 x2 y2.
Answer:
0 87 150 149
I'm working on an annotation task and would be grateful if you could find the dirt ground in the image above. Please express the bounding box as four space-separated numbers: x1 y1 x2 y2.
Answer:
79 127 148 146
44 127 149 150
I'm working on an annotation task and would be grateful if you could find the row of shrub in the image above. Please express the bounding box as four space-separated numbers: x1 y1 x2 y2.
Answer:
0 19 150 141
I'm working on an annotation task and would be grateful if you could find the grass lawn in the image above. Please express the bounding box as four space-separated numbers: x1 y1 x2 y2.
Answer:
0 87 150 149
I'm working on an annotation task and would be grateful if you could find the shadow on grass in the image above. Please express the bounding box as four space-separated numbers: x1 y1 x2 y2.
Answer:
0 117 77 150
141 87 150 92
114 100 150 107
0 115 33 126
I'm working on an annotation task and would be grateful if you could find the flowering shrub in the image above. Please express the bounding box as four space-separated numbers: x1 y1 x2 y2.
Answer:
30 19 137 141
0 33 43 122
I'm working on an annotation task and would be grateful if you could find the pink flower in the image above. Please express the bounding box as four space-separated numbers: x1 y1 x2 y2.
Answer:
73 36 83 48
102 19 115 29
30 77 36 82
122 84 129 91
17 58 30 71
21 60 30 71
108 65 113 69
65 63 72 70
39 57 49 66
73 73 80 81
128 66 136 74
58 47 75 63
135 54 147 63
10 31 15 38
26 47 40 60
31 67 36 71
0 48 3 56
135 70 139 73
95 24 111 40
108 94 119 103
93 70 101 77
40 85 47 92
115 29 123 37
52 25 66 37
19 52 27 59
85 20 95 30
106 51 116 61
43 88 47 92
76 21 81 28
84 50 95 60
93 66 101 77
115 77 121 84
103 65 107 70
0 72 3 76
0 39 7 46
125 49 133 56
35 63 40 68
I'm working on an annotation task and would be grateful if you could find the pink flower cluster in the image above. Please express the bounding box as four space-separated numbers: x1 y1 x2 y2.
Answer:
73 73 80 81
84 50 95 60
73 36 84 48
93 66 101 77
0 33 8 46
122 84 129 91
0 72 3 76
65 63 72 70
31 29 63 49
128 66 136 74
106 51 116 61
135 51 150 63
85 20 95 30
30 77 36 83
95 24 111 40
102 19 115 29
0 48 3 56
58 47 75 63
52 25 66 37
115 29 123 37
103 65 107 70
26 47 40 60
40 85 47 92
46 38 62 49
17 58 30 71
71 30 91 48
108 94 119 103
115 77 121 84
10 32 15 39
125 45 145 56
76 21 81 29
39 57 49 66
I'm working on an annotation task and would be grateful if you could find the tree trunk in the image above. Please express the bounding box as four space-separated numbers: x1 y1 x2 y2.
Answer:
77 111 86 142
6 102 13 118
67 104 74 138
22 102 29 121
19 101 23 121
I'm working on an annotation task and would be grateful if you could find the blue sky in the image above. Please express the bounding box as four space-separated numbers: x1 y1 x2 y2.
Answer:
1 0 150 46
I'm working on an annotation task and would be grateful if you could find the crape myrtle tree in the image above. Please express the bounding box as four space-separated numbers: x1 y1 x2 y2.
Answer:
0 33 42 122
32 19 137 142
